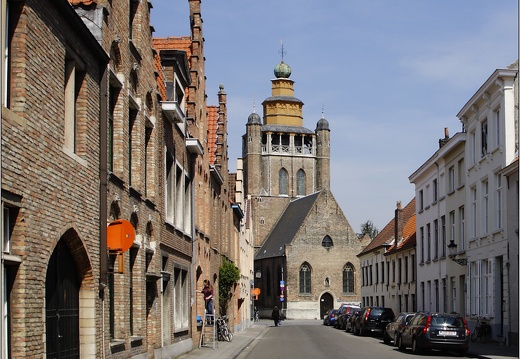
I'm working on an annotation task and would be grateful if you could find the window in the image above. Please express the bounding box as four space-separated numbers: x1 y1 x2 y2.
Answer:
471 187 477 238
162 257 171 345
342 263 354 293
419 190 424 211
482 180 489 233
449 211 455 243
369 265 373 285
165 152 174 223
129 248 138 336
397 258 402 283
375 263 379 283
432 179 438 202
420 226 424 263
459 206 465 251
296 169 305 196
128 109 138 186
279 168 288 195
457 158 465 187
299 263 311 294
411 255 416 281
64 57 85 155
470 131 476 165
495 109 500 147
481 119 488 157
108 86 118 172
392 261 396 283
321 235 333 248
174 267 189 329
495 174 502 229
433 219 439 260
404 256 408 283
441 215 446 257
427 223 431 261
448 166 455 193
381 261 385 284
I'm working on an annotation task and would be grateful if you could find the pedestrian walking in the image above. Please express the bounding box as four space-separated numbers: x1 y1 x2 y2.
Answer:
271 306 281 327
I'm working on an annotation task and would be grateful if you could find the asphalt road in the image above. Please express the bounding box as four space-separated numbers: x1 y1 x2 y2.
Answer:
238 320 472 359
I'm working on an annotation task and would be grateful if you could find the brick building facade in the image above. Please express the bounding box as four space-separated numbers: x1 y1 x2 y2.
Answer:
1 0 248 358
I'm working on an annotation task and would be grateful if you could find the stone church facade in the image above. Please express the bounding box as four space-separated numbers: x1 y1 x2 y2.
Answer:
242 59 368 320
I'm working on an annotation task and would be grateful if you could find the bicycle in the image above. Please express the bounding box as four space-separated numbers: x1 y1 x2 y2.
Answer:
216 315 233 342
254 310 260 322
471 316 491 343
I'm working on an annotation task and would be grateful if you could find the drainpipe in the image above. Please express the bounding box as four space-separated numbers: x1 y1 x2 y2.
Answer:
190 153 197 316
99 65 108 359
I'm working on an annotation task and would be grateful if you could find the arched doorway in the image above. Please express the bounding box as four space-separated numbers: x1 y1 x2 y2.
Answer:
320 292 334 320
46 240 80 358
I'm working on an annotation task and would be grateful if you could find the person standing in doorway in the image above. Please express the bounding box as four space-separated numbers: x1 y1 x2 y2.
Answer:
201 279 214 321
271 306 281 327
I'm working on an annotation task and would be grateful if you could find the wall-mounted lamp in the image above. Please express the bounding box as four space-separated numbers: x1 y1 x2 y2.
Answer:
255 269 262 279
447 240 467 266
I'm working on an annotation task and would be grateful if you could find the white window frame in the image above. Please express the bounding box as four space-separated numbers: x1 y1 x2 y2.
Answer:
495 174 502 230
482 179 489 234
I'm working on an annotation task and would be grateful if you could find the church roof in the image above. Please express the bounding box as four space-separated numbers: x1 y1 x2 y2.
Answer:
255 191 321 260
261 124 314 135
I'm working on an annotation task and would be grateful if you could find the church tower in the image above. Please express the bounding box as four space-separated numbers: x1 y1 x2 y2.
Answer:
242 57 331 248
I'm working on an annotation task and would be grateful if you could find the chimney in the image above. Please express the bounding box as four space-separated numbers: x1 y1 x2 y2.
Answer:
439 127 450 148
394 201 404 245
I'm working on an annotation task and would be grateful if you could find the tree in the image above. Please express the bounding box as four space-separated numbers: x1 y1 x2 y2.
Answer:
218 258 240 315
360 220 379 239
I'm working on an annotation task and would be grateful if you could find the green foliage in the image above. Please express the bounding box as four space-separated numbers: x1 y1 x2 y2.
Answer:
218 258 240 315
360 220 379 239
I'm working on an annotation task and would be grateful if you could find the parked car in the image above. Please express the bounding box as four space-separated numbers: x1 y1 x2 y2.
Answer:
323 309 338 326
333 304 351 328
353 307 395 336
384 312 415 345
346 307 364 333
397 312 470 356
335 305 360 330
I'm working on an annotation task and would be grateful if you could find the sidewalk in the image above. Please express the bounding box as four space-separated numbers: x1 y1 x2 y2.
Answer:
176 321 519 359
175 321 269 359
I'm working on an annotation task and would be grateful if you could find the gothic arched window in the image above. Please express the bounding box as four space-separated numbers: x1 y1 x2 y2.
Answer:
322 235 333 248
296 169 305 196
343 263 355 293
279 168 288 195
299 262 311 294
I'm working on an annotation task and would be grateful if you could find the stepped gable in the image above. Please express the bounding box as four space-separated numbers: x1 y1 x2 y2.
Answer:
358 198 416 256
255 191 321 260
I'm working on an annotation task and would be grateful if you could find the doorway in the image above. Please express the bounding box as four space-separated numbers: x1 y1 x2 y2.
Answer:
46 240 80 358
320 292 333 319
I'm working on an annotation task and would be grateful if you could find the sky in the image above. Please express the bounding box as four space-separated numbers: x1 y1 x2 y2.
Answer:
151 1 518 232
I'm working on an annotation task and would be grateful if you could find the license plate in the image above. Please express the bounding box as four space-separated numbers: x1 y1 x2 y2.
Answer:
438 331 457 336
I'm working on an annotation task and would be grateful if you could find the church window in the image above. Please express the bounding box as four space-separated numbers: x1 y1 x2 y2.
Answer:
279 168 288 195
296 169 305 196
299 263 311 294
343 263 355 293
322 235 333 248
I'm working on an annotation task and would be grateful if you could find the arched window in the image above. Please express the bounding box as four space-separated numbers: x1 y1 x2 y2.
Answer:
299 262 311 294
343 263 355 293
279 168 288 195
296 169 305 196
322 235 333 248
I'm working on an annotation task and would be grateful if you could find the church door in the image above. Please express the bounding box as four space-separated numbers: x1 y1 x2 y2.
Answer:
320 292 333 319
46 240 80 358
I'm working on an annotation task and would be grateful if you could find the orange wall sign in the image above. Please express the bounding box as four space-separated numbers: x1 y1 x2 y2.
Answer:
107 219 135 252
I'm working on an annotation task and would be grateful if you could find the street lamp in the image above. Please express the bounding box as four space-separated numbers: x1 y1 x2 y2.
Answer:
447 240 467 266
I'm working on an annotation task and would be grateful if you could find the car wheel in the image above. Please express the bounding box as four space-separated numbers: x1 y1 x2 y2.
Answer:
412 338 422 354
393 333 398 347
457 349 468 357
397 335 405 350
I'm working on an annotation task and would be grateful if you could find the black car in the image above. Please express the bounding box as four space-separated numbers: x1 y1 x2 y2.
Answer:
335 305 360 330
384 312 415 345
323 309 338 326
397 312 470 356
353 307 395 336
346 307 364 333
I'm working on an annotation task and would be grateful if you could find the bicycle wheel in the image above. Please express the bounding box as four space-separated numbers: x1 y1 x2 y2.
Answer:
481 327 489 343
471 328 478 342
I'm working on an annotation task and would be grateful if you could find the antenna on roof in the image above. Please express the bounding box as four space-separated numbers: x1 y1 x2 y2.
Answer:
321 104 325 118
279 39 286 62
253 96 256 113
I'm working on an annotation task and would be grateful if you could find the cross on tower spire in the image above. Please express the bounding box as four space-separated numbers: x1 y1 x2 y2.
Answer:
279 40 286 62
